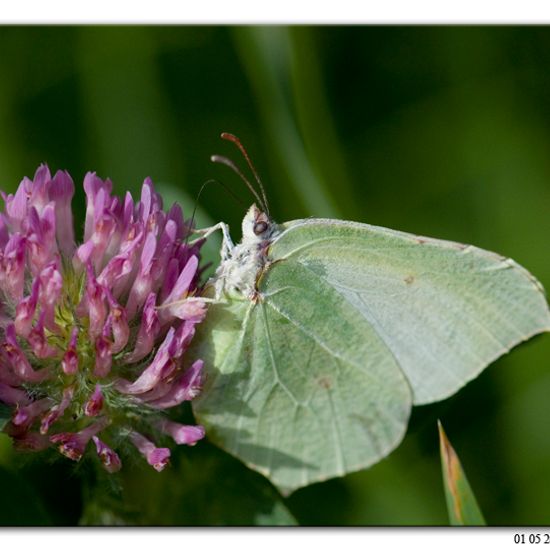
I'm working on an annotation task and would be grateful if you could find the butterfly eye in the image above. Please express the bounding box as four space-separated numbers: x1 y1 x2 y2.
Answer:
253 221 268 235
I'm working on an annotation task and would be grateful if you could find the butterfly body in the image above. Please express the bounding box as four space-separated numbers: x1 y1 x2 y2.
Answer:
212 204 279 301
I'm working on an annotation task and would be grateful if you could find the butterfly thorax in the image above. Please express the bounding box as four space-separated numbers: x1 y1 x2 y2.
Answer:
213 204 280 301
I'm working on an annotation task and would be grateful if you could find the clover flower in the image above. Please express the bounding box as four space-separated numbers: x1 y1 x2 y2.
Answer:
0 165 207 472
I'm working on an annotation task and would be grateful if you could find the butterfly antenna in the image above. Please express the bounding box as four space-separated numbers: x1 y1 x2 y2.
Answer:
220 132 270 216
210 154 267 212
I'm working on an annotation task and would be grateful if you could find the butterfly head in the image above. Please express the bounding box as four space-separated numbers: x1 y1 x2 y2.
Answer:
242 204 277 243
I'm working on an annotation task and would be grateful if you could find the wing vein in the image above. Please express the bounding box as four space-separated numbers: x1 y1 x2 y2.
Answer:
259 301 304 407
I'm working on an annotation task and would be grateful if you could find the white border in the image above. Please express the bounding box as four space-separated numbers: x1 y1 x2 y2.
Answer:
1 528 546 550
1 0 550 23
0 1 548 544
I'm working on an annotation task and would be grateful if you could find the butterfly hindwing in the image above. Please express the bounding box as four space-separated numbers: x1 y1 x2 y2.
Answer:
193 254 412 495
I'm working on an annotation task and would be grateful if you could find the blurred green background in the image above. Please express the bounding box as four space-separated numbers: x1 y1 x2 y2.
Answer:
0 26 549 525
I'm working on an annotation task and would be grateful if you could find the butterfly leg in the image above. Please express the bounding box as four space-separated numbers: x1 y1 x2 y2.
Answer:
191 222 235 261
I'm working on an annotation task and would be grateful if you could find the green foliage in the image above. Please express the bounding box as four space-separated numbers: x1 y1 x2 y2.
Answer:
80 443 296 526
438 421 486 526
0 466 51 526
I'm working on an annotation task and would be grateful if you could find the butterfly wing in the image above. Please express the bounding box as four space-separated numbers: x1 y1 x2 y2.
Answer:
192 265 412 495
268 219 550 405
192 217 549 495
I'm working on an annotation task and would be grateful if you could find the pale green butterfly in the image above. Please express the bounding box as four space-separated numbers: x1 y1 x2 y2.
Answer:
186 133 550 496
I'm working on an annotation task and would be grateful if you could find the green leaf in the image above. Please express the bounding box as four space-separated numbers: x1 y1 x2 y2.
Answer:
438 420 486 526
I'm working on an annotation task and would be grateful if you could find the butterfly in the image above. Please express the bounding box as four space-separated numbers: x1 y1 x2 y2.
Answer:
186 133 550 496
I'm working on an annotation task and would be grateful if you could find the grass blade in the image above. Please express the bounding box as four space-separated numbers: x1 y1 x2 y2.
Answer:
438 420 486 526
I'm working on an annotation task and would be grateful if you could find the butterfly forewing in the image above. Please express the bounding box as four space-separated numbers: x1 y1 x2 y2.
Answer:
270 219 550 405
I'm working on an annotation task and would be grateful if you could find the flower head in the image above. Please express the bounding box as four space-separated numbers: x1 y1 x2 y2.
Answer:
0 165 206 472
